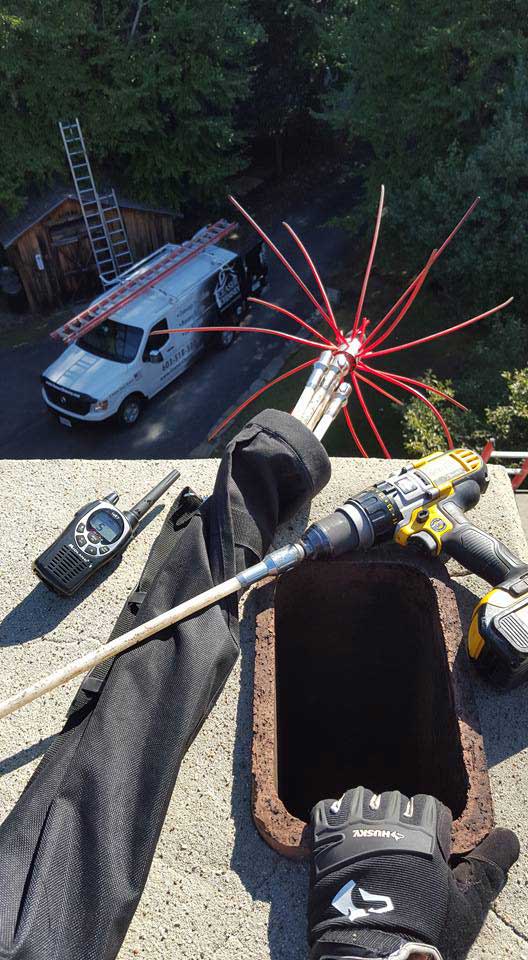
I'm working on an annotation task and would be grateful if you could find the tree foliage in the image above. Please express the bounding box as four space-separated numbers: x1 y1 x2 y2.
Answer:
0 0 348 216
401 376 485 458
0 0 261 215
0 3 91 214
486 368 528 444
322 1 528 451
322 1 528 191
244 0 336 174
386 63 528 314
402 365 528 458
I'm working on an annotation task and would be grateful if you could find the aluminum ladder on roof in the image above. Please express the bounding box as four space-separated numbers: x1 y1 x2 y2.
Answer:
59 119 133 285
50 218 237 344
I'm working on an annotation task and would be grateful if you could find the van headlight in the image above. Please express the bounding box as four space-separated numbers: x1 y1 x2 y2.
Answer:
92 399 109 412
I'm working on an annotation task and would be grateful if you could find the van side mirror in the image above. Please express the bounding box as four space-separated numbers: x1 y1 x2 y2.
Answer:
148 349 163 363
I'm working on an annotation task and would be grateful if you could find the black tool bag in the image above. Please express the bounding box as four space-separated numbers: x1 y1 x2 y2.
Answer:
0 410 330 960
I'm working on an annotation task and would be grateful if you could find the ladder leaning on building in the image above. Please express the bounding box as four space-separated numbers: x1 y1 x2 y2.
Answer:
50 218 237 344
59 119 134 286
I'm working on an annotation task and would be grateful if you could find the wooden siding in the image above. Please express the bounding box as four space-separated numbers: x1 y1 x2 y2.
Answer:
5 199 177 311
122 208 176 261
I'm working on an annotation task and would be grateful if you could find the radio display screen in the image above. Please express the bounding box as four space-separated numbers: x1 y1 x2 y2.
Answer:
89 509 123 543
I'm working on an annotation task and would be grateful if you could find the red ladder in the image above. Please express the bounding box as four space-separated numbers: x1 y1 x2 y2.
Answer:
51 219 237 345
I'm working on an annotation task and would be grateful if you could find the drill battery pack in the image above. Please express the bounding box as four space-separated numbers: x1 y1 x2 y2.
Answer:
469 587 528 688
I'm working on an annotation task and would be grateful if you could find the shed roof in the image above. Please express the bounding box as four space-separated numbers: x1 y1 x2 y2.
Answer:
0 182 180 249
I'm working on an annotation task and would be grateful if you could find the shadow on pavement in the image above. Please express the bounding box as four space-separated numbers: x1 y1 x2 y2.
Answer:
0 736 55 777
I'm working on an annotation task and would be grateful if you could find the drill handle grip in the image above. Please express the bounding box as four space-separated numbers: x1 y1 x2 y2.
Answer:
441 502 527 586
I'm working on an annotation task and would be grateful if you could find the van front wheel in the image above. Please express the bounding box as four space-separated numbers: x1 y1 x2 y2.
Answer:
117 394 143 427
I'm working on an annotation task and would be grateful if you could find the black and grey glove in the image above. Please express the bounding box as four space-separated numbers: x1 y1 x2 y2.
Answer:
309 786 519 960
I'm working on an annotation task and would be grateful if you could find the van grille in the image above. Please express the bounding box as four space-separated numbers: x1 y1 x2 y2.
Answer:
42 379 93 416
46 545 87 583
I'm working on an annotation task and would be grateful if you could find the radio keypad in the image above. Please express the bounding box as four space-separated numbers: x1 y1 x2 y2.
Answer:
75 511 124 557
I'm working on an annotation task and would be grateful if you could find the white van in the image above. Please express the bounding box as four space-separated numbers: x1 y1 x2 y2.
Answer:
41 235 267 427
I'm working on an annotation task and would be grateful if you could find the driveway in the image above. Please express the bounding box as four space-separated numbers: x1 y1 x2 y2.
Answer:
0 183 354 460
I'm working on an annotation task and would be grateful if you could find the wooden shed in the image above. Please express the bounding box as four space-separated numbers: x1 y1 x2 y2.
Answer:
0 184 180 311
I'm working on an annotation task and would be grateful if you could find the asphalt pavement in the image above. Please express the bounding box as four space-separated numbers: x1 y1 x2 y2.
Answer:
0 184 353 460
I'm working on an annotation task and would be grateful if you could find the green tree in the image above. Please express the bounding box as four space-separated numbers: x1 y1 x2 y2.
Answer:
486 368 528 446
0 3 91 214
385 62 528 314
322 2 528 451
82 0 262 209
320 1 528 316
402 354 528 458
322 1 528 194
247 0 341 176
0 0 261 215
401 371 487 458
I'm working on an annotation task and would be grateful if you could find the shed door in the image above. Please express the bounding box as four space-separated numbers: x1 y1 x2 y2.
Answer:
47 216 99 301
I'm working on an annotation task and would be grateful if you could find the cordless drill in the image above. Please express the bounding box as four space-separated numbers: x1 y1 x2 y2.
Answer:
297 449 528 688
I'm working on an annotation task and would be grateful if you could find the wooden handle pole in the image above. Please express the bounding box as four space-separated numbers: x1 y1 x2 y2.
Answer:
0 575 242 721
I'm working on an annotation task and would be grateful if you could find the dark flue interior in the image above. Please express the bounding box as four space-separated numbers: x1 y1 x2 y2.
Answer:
275 560 469 823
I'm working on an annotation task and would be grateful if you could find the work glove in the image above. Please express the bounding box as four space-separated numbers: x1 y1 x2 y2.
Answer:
309 786 519 960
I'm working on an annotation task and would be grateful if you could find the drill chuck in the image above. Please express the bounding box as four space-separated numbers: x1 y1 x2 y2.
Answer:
301 486 401 559
301 505 362 558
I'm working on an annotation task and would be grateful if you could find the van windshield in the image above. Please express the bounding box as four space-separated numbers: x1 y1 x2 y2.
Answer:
79 318 143 364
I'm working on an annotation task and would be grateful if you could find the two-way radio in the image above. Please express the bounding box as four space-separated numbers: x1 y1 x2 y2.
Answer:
33 469 180 597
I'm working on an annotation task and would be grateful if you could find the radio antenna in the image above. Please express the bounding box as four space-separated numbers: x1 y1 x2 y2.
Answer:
125 469 181 529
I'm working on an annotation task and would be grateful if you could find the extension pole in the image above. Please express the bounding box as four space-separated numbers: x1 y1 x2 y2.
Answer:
0 545 306 721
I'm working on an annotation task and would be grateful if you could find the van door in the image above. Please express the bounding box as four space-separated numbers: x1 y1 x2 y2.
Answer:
140 318 174 397
166 294 207 378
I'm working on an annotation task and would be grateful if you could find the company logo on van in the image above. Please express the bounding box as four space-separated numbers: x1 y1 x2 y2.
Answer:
214 267 241 312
